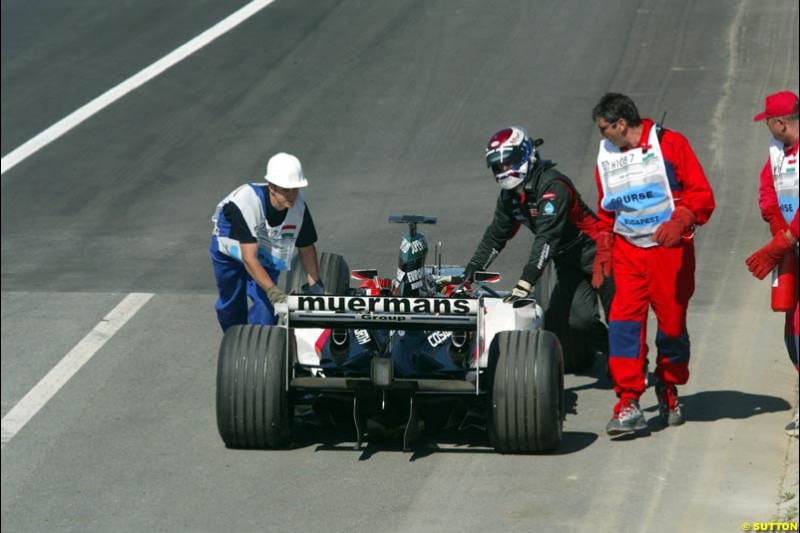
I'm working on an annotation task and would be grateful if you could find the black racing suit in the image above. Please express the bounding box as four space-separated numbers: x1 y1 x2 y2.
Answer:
466 160 615 368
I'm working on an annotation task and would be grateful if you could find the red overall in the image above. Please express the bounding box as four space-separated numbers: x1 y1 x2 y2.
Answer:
595 119 716 402
758 140 800 370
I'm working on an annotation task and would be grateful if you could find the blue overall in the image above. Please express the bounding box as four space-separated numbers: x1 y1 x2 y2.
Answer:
210 234 280 331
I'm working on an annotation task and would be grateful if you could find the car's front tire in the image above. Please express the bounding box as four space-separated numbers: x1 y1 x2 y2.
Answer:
282 251 350 295
545 284 596 373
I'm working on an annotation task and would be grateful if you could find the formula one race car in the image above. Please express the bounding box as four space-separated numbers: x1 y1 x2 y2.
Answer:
216 215 565 454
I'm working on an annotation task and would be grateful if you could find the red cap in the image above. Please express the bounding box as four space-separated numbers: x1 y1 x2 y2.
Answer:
753 91 799 122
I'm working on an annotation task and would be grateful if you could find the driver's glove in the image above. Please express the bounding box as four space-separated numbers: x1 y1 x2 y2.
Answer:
302 280 325 295
266 285 288 304
503 279 532 303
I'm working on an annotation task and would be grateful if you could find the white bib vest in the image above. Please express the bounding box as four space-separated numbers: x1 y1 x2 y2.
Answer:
769 139 799 224
597 126 675 248
212 184 305 271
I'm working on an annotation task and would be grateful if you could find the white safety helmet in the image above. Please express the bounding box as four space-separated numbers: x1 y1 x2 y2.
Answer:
485 127 536 190
264 152 309 188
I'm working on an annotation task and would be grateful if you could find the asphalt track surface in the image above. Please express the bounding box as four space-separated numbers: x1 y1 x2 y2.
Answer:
2 1 799 531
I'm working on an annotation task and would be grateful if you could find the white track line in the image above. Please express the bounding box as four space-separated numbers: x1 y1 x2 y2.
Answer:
1 293 154 450
1 0 276 175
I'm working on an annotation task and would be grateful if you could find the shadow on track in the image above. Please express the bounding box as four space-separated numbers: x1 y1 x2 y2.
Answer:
642 389 792 422
605 390 792 439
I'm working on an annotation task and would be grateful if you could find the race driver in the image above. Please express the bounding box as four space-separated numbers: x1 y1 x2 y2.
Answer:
461 126 614 369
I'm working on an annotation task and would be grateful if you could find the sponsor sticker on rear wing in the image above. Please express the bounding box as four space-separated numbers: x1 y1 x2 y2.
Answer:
287 295 479 331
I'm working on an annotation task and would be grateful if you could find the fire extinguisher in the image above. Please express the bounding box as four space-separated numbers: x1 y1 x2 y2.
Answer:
772 252 799 312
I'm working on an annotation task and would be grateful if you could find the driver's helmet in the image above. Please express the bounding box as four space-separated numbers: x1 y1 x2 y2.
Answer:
394 232 428 297
485 127 536 190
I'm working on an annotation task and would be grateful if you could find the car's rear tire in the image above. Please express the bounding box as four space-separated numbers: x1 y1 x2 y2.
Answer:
282 252 350 295
488 330 564 454
216 325 290 449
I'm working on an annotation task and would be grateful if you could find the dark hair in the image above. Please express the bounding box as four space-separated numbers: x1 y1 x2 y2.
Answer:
592 93 643 126
789 99 800 121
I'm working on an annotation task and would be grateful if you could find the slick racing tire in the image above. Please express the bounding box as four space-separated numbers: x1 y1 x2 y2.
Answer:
488 330 564 454
216 325 290 449
283 252 350 295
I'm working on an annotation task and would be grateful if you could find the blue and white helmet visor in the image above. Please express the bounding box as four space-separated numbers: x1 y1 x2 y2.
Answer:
487 146 532 189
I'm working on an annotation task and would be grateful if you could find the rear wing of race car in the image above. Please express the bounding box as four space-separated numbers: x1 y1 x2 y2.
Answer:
285 295 479 331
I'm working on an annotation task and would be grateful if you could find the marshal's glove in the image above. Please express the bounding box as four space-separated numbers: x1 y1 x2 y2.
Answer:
745 231 797 280
504 279 532 303
266 285 288 304
591 232 614 289
302 280 325 295
653 206 696 248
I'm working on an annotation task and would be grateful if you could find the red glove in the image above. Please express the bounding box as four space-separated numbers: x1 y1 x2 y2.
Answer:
653 206 696 248
745 231 797 280
591 232 614 289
